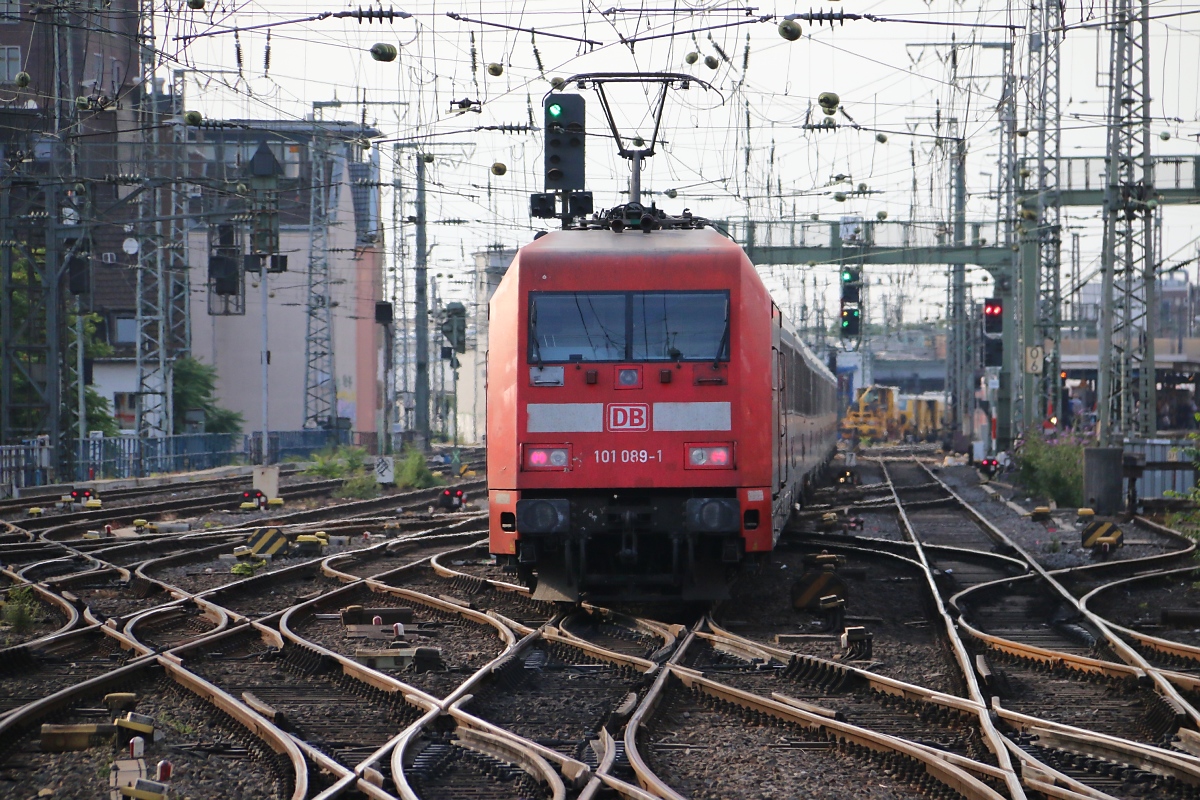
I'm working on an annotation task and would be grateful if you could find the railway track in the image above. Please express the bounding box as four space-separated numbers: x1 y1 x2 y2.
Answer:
15 452 1200 798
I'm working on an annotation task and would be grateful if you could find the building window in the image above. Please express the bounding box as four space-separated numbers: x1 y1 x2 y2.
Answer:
113 316 137 344
0 1 18 24
0 48 20 82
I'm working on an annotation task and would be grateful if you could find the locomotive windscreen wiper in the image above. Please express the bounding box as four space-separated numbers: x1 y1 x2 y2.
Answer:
713 302 730 367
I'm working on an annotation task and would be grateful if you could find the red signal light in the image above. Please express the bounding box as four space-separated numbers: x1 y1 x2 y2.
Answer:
443 489 452 496
455 490 464 497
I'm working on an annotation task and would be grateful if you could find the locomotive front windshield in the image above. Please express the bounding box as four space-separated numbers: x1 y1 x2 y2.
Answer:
529 291 729 363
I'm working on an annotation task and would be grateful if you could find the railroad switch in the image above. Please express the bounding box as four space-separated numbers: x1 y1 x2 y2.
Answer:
840 626 873 660
294 534 326 554
1080 520 1123 554
353 646 443 671
105 693 140 714
800 551 846 569
39 723 116 752
791 559 848 613
817 594 846 632
118 778 169 800
26 506 43 516
246 527 288 556
1029 506 1053 522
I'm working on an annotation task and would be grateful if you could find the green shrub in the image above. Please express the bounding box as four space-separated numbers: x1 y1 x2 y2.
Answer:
231 559 266 576
341 446 368 473
305 447 349 478
3 585 38 633
1014 433 1084 508
396 447 441 489
305 445 373 480
336 472 380 500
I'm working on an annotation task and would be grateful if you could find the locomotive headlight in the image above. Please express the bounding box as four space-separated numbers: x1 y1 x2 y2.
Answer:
685 498 740 532
617 368 640 387
524 445 570 470
516 498 570 533
686 444 734 469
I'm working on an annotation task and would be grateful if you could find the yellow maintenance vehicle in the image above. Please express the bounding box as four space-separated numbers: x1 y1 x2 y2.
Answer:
840 385 944 444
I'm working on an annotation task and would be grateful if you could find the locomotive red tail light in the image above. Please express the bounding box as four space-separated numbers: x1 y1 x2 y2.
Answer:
685 444 734 469
523 445 570 470
455 490 464 497
443 489 452 496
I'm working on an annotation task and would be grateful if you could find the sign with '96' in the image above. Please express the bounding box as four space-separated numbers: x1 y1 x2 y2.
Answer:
607 403 648 431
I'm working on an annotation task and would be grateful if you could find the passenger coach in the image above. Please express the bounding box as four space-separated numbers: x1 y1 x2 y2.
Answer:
487 225 838 601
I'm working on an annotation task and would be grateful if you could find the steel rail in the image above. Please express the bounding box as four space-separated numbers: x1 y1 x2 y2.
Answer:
878 458 1030 800
915 458 1200 794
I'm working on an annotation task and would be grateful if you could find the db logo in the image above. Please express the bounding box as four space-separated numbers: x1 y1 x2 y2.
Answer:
607 403 648 431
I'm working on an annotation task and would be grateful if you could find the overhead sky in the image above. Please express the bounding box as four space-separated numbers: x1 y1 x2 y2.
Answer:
165 0 1200 330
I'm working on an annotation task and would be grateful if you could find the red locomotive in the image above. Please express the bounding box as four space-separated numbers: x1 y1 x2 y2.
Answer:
487 211 839 601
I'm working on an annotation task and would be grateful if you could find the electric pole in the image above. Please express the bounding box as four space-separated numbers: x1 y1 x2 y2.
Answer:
1097 0 1156 442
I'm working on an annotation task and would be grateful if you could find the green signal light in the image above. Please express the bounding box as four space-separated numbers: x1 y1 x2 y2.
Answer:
548 103 563 118
841 271 853 282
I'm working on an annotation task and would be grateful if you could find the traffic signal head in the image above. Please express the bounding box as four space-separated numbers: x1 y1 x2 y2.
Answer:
440 302 468 353
983 297 1003 334
983 337 1003 367
544 94 586 192
840 267 861 303
839 304 861 337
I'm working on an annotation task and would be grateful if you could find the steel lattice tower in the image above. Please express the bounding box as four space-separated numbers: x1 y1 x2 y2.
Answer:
1097 0 1156 442
1029 0 1064 429
134 4 170 437
303 133 337 428
166 69 190 360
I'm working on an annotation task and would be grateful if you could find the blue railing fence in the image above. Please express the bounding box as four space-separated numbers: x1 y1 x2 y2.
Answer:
1 430 394 493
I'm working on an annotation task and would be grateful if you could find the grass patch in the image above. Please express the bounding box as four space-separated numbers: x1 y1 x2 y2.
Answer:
304 446 369 479
157 710 196 736
335 472 380 500
2 585 39 634
1013 432 1084 508
396 447 442 489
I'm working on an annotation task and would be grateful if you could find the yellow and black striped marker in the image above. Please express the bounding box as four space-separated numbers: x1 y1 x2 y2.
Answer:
1081 520 1123 549
247 527 288 556
790 567 847 612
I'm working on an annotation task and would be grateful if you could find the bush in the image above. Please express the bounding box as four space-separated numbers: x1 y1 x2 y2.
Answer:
3 585 38 633
1013 432 1084 508
305 446 372 479
396 447 441 489
336 472 381 500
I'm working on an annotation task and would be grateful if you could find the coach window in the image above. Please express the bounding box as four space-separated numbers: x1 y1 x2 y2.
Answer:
529 292 625 362
632 291 729 361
